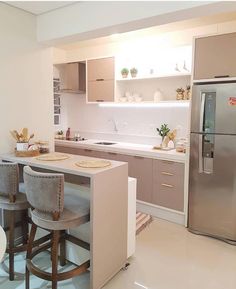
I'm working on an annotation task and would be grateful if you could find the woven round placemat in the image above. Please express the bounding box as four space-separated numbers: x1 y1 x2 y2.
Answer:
75 160 111 168
36 153 70 161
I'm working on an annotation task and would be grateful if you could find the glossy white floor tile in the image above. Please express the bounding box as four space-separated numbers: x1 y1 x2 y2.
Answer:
103 218 236 289
1 219 236 289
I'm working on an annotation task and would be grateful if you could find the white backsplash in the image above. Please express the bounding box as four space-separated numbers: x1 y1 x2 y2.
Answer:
56 93 190 145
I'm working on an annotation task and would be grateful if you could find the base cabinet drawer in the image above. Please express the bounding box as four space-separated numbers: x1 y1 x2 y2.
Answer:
55 146 102 158
152 160 184 211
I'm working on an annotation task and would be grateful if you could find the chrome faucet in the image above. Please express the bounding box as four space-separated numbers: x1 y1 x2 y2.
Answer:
109 118 118 132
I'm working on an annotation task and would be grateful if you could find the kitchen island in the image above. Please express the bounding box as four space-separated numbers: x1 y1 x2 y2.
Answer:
0 153 128 289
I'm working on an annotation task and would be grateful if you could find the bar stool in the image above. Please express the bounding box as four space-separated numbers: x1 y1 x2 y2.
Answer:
0 162 29 280
23 166 90 289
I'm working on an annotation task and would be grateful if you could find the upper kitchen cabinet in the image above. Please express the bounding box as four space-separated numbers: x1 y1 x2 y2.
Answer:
54 62 86 94
194 32 236 80
87 57 115 102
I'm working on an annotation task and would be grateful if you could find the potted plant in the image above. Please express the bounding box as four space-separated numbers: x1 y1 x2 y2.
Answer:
176 87 185 100
156 124 170 147
130 67 138 78
57 130 64 139
121 68 129 78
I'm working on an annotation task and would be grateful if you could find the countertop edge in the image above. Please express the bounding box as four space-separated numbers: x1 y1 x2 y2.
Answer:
55 140 187 163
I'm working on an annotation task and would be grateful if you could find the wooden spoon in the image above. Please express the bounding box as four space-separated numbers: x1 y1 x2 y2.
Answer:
10 131 18 141
22 128 28 142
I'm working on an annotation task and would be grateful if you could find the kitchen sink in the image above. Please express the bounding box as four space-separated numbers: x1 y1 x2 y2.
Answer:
94 142 116 145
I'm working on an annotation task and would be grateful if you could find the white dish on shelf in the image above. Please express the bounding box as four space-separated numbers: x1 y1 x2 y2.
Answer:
119 96 127 102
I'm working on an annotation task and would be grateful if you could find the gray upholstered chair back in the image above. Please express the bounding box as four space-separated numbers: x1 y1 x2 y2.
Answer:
23 166 64 216
0 162 19 202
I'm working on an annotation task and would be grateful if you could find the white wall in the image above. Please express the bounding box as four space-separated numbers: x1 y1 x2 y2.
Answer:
57 94 189 145
0 3 54 153
37 1 224 44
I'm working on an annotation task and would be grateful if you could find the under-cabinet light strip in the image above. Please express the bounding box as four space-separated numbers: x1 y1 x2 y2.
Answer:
98 102 189 108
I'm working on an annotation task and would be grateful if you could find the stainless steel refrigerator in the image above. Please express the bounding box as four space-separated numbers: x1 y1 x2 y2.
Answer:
189 81 236 243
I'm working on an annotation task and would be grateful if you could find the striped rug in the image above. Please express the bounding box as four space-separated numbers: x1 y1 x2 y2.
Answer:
136 212 153 235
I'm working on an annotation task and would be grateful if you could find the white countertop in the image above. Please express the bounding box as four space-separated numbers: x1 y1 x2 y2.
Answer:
55 139 187 163
0 153 126 178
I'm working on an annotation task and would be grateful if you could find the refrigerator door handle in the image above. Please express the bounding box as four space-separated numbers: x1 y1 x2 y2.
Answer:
199 92 206 131
198 92 206 173
199 134 204 173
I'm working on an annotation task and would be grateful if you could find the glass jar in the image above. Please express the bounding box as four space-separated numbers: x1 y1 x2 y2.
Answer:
175 138 186 153
35 141 49 154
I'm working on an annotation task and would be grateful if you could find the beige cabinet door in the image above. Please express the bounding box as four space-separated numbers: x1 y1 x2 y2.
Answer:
87 80 114 102
100 151 132 165
152 160 184 211
194 33 236 80
80 148 102 158
55 146 101 158
64 62 86 92
129 156 153 203
66 63 79 91
55 145 82 154
100 152 153 203
87 57 115 81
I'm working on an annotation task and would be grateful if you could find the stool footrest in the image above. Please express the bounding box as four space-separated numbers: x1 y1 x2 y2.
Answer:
26 259 90 282
30 241 52 259
65 233 90 251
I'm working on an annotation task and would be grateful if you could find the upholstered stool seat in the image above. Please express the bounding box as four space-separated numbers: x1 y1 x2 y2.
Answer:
0 162 30 280
0 193 29 210
31 194 89 231
23 166 90 289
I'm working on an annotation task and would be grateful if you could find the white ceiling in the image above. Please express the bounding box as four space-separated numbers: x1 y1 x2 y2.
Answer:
5 1 77 15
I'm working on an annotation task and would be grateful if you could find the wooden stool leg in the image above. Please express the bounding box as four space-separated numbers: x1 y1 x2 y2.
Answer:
22 209 29 245
60 230 66 266
52 230 60 289
9 210 15 281
26 223 37 289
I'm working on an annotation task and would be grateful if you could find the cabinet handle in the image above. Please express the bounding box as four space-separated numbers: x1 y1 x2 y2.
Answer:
96 100 104 102
96 78 105 81
161 183 174 188
161 171 174 176
84 149 92 152
108 152 117 155
161 160 174 164
214 75 229 78
134 156 144 159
